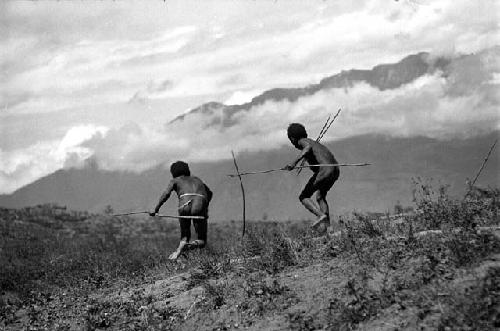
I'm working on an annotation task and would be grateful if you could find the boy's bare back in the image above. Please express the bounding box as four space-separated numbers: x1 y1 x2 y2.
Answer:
172 176 209 196
298 138 338 172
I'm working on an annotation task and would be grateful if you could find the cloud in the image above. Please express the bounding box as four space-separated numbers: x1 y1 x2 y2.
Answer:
2 48 498 194
224 89 263 105
82 48 499 172
0 125 107 193
1 1 499 193
3 0 497 117
128 79 175 104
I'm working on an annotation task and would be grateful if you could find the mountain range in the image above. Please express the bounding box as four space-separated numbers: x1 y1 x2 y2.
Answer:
170 52 450 127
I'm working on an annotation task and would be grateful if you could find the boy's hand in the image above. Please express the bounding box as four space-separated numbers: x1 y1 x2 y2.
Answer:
282 164 295 171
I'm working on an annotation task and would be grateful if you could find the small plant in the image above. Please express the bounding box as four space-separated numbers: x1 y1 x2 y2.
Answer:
439 267 500 330
242 222 302 274
85 292 181 330
187 249 232 289
237 274 295 318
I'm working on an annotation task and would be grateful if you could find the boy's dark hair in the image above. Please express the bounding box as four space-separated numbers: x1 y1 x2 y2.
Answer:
170 161 190 178
287 123 308 140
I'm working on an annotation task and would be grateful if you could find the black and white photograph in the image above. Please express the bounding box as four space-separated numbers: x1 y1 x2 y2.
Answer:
1 0 499 329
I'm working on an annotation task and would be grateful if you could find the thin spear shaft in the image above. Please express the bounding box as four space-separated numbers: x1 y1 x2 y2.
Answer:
228 162 370 177
113 211 205 219
317 114 331 140
318 108 341 141
113 211 149 216
156 214 205 220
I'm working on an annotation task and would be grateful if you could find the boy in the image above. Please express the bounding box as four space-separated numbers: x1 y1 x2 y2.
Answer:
149 161 213 260
283 123 340 231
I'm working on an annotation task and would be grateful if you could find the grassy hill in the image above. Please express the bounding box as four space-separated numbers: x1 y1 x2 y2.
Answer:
1 183 499 330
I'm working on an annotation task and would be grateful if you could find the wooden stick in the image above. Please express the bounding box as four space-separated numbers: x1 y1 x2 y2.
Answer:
156 214 206 220
469 138 498 188
113 211 149 216
464 138 498 199
113 211 205 219
227 163 371 177
318 108 341 141
317 114 331 140
231 150 246 237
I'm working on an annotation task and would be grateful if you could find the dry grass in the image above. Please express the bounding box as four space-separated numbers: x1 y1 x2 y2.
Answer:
1 181 499 330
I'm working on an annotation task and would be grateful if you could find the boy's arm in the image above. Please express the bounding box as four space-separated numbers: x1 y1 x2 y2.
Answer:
150 180 175 216
283 141 312 170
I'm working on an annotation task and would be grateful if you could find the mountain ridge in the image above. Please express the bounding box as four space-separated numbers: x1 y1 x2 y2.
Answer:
170 52 451 126
1 132 498 221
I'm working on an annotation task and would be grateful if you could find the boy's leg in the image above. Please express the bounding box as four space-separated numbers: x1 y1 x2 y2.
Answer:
312 169 339 230
316 190 330 221
311 190 330 230
192 218 207 248
299 174 325 218
170 218 191 260
300 198 323 217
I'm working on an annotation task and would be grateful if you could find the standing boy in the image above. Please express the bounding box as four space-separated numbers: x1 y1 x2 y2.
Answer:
283 123 340 231
150 161 213 260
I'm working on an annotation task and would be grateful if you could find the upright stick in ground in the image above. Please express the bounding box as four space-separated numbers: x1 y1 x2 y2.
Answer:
464 138 498 199
231 150 246 238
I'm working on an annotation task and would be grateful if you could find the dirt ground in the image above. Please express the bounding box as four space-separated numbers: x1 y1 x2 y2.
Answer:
5 246 498 331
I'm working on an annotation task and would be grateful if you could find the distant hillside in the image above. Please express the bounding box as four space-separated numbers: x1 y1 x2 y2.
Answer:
1 132 498 221
170 52 450 126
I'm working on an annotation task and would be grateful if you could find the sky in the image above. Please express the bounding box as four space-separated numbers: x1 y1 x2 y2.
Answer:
1 0 499 193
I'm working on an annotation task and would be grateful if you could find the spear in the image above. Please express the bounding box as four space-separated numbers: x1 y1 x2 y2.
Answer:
113 211 205 219
227 162 371 177
112 211 150 216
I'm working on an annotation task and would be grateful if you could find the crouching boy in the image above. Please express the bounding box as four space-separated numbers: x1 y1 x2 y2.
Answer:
283 123 340 232
150 161 213 260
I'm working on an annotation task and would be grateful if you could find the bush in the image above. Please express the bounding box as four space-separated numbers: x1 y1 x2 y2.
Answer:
329 182 500 328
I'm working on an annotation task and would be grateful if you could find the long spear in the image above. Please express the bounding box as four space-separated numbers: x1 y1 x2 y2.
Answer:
113 211 150 216
227 162 371 177
113 211 205 219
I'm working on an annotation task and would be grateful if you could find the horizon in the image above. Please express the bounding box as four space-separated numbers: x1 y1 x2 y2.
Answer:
1 0 499 194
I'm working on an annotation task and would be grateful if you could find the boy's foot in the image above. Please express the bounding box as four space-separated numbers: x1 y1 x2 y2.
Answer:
311 214 329 229
169 250 181 260
190 239 205 248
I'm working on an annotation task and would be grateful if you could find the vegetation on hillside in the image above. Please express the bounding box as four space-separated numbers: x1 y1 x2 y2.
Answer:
1 181 499 330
